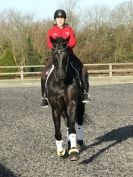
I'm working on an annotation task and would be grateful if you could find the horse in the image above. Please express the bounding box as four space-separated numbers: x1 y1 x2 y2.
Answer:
44 37 85 161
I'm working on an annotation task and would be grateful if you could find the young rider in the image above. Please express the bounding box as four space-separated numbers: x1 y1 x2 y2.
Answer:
40 9 90 108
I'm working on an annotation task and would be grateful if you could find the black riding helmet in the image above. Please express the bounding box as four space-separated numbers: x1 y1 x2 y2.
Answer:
54 9 66 19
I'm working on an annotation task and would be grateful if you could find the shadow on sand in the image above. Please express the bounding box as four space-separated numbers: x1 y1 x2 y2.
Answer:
79 125 133 164
0 163 18 177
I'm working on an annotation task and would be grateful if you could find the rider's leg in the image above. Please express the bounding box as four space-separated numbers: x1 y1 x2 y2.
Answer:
40 71 48 108
40 58 53 108
82 67 90 103
70 53 90 102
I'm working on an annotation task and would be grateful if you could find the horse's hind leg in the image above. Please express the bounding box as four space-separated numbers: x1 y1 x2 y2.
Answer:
52 109 66 157
76 102 85 149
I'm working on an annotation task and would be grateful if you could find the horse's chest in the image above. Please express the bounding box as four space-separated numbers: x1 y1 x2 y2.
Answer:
58 90 66 97
53 87 67 98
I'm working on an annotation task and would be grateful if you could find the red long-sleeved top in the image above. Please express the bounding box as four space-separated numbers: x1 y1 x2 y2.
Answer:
47 24 77 49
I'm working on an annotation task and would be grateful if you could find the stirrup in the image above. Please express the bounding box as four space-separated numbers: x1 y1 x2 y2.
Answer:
82 92 90 103
40 97 49 108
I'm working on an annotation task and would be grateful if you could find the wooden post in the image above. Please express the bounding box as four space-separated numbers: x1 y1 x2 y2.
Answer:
109 64 112 77
20 66 24 80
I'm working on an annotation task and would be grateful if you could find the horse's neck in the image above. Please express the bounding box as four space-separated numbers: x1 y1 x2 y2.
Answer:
52 69 72 85
53 71 61 83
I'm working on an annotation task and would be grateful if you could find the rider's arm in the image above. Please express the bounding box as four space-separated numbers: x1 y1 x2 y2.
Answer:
67 27 77 48
47 29 53 49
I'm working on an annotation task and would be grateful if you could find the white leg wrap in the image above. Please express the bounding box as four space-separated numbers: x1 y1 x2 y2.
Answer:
56 140 63 152
69 133 77 148
76 125 83 140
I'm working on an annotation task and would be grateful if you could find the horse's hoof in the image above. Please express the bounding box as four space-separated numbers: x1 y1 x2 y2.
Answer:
57 148 66 157
77 140 87 152
69 148 79 161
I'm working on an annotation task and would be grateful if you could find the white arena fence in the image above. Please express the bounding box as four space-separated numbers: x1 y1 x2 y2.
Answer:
0 63 133 80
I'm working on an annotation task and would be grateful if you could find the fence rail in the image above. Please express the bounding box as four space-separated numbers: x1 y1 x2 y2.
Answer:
0 63 133 80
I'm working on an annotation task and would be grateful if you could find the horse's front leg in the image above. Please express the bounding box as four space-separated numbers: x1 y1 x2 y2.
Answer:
52 108 66 157
67 100 79 161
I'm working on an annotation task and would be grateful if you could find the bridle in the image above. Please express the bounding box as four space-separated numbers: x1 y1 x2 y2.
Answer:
52 46 70 73
52 46 67 54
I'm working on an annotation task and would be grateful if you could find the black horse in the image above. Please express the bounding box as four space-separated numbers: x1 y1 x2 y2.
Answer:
45 37 85 161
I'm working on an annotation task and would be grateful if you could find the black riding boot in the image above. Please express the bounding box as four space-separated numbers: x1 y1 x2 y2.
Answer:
81 68 90 103
40 78 48 108
69 52 90 103
40 58 53 108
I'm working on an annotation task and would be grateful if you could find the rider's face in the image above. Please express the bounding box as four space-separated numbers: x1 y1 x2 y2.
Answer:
55 18 65 28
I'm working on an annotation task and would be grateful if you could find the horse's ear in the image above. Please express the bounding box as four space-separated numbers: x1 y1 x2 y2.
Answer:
50 37 56 47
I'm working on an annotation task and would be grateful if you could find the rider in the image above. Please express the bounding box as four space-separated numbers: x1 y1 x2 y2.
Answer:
40 9 90 108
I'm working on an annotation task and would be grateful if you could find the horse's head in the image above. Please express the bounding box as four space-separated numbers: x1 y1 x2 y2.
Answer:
50 37 70 80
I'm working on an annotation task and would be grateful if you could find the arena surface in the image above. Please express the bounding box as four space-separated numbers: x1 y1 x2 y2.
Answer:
0 84 133 177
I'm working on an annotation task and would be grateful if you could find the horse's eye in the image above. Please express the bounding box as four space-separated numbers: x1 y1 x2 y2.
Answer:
53 51 57 56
